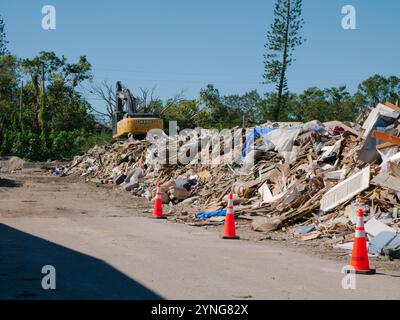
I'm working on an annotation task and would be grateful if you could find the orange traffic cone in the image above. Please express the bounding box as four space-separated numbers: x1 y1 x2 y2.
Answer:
348 209 375 274
151 182 166 219
222 193 240 240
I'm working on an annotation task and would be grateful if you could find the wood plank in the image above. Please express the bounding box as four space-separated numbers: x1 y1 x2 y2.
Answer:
372 131 400 146
384 101 400 113
376 142 397 150
372 172 400 192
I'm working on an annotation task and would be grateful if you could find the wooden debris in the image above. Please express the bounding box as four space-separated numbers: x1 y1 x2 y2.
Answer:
372 131 400 146
64 112 400 242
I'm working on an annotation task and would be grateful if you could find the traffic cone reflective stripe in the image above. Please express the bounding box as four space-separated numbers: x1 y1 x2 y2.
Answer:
355 229 365 238
152 182 166 219
356 216 364 228
222 193 240 240
348 209 375 275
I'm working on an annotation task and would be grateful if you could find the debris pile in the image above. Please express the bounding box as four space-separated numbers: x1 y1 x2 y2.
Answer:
0 156 25 173
65 101 400 259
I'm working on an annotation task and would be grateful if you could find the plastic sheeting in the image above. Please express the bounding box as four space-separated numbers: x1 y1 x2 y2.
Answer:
146 121 326 170
243 127 276 157
195 209 227 219
243 121 325 164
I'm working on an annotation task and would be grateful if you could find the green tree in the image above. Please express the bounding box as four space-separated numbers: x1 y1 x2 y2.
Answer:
21 51 92 133
222 91 261 126
199 85 228 129
0 55 18 103
263 0 305 121
354 74 400 108
257 92 299 123
0 15 103 161
325 86 356 122
198 85 253 129
0 15 9 56
192 109 213 129
0 55 19 149
163 99 198 129
298 87 329 122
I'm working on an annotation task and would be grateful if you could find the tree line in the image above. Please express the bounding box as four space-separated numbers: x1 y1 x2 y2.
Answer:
144 76 400 131
100 0 399 130
0 16 109 161
1 0 400 162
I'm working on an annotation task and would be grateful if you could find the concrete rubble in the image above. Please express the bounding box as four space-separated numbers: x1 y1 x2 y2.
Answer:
64 101 400 259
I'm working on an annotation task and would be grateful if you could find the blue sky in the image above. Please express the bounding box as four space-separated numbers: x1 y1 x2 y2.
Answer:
2 0 400 113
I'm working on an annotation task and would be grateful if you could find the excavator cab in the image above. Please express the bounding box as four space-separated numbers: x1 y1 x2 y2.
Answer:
112 81 164 139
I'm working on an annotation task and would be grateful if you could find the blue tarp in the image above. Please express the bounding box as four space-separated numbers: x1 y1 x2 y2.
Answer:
296 225 316 234
195 209 227 219
243 127 276 156
243 124 325 156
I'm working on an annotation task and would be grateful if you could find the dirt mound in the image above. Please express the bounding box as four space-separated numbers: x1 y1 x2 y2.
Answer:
0 156 25 173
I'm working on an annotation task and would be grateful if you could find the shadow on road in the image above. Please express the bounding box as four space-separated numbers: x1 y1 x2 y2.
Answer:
376 272 400 278
0 178 22 188
0 223 163 300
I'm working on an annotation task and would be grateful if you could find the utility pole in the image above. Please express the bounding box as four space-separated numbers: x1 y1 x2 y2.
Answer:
39 61 47 129
19 80 23 129
41 62 46 106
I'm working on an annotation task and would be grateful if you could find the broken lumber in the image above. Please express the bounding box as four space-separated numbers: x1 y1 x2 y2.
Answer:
372 131 400 146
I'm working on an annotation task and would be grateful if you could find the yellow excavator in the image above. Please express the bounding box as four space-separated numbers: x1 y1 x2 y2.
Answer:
112 81 164 139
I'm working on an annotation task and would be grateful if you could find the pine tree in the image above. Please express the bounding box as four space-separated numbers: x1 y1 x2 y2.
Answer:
263 0 305 121
0 15 9 55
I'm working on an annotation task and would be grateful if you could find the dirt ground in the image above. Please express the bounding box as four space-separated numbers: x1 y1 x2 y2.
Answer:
0 169 152 219
1 166 399 273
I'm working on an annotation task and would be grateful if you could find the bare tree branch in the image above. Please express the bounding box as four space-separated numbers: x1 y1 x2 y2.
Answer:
88 80 116 120
86 81 186 125
137 86 159 113
160 89 186 115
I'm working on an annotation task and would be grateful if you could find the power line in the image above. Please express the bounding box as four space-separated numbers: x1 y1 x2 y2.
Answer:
92 75 262 85
93 66 380 79
93 67 261 78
